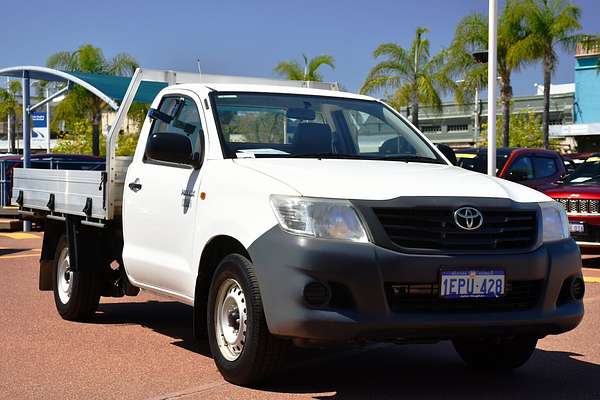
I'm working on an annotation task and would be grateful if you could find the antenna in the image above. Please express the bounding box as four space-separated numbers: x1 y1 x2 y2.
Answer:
196 59 202 75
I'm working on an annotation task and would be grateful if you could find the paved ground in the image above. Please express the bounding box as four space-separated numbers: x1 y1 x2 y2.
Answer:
1 233 599 400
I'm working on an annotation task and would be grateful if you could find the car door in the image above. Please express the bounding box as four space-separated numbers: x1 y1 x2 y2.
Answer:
122 91 206 298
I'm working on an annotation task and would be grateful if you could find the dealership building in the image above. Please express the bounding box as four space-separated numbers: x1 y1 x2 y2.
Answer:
401 42 600 152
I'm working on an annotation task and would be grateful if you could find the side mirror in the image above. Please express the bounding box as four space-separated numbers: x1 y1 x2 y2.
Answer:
145 132 201 168
507 169 529 182
436 144 457 165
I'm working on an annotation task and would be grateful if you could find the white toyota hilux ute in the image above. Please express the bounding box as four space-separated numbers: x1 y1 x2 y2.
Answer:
13 69 584 386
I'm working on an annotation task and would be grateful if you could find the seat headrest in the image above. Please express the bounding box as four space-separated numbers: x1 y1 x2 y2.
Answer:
294 123 332 154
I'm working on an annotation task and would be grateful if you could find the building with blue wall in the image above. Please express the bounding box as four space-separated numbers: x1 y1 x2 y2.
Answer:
549 42 600 151
574 44 600 124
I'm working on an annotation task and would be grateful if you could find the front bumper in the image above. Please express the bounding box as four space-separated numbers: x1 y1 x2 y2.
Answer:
248 227 584 342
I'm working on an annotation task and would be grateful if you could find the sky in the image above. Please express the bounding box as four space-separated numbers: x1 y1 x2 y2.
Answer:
1 0 598 98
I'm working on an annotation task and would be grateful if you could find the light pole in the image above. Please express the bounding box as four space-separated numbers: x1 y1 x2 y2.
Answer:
487 0 498 176
46 87 51 154
6 77 11 153
474 86 480 142
22 71 31 232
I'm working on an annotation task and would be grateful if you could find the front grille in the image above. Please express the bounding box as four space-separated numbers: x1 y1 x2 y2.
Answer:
555 198 600 214
386 280 543 313
373 208 537 252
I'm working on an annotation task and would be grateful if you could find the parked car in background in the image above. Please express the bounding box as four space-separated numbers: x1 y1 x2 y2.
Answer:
544 154 600 247
456 148 567 191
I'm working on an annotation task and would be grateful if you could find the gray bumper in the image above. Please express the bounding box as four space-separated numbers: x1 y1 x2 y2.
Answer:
248 226 584 341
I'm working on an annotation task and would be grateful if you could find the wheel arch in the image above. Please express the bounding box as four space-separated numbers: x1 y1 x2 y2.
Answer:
39 219 66 291
194 235 251 339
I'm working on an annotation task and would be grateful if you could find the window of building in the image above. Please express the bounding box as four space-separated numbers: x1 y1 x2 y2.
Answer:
421 125 442 133
447 124 469 132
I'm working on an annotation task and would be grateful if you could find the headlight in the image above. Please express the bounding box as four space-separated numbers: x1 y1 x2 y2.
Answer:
270 195 369 242
540 201 569 242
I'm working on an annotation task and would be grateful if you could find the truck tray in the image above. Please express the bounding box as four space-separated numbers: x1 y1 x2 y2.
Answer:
11 157 131 220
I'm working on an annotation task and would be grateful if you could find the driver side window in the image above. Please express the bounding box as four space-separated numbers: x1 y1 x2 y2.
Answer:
146 96 203 164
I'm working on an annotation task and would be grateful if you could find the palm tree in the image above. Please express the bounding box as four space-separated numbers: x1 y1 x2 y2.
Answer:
0 80 22 153
448 0 529 147
360 27 456 129
274 54 335 82
47 44 138 156
511 0 583 149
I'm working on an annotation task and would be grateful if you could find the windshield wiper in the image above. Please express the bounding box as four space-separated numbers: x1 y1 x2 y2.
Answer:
286 152 366 160
377 154 445 164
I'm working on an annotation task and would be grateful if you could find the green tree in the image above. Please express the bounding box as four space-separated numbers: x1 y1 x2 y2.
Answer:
0 80 22 153
274 54 335 82
448 0 530 147
480 109 560 149
53 119 139 156
511 0 583 149
47 44 139 156
360 27 456 128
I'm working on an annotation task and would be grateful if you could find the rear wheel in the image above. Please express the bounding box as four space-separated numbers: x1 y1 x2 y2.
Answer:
207 254 288 386
453 336 537 370
52 235 100 321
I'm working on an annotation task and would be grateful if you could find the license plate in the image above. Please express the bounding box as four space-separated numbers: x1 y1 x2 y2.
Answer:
440 270 505 299
569 222 585 233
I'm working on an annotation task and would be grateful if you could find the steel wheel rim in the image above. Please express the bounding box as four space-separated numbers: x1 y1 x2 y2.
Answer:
57 246 72 304
214 278 247 361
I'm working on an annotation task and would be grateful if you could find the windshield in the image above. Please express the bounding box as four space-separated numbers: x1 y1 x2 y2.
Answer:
456 152 510 175
563 156 600 184
212 93 443 163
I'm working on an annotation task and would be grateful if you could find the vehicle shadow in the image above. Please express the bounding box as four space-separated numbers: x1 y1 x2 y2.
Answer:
94 300 212 357
92 300 600 399
260 345 600 399
0 248 34 256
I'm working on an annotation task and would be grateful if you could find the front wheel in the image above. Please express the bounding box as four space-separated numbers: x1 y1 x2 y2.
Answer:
207 254 288 386
52 236 100 321
453 336 538 370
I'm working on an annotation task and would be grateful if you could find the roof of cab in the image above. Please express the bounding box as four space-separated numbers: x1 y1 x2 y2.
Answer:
166 83 377 102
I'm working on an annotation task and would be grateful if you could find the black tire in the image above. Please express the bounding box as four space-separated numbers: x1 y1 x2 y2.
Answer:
453 336 537 370
207 254 288 386
52 235 101 321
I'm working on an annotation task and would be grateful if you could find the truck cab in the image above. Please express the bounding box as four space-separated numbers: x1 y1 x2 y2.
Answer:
12 70 584 386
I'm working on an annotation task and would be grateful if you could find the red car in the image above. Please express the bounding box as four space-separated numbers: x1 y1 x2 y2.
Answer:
456 147 567 191
544 154 600 248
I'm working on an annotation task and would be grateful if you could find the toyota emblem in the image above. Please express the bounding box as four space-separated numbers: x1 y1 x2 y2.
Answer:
453 207 483 230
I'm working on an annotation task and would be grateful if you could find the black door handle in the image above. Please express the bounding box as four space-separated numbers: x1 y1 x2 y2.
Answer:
128 179 142 192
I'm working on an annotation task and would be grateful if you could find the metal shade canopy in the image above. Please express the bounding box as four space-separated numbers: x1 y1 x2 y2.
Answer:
0 66 167 109
68 71 167 105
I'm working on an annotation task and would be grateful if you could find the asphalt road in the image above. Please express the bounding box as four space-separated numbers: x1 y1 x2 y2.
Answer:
1 233 599 400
